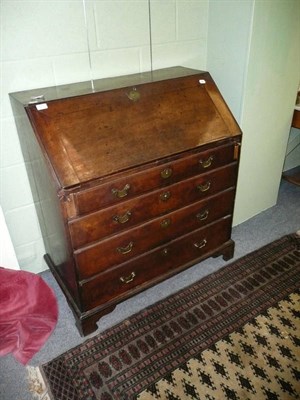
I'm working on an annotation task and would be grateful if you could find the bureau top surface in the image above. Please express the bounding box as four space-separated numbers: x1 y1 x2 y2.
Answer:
12 67 241 189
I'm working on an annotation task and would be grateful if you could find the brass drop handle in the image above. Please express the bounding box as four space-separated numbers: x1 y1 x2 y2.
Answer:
117 241 134 255
196 209 209 221
120 271 136 284
160 218 171 228
161 167 173 179
194 239 207 249
160 191 171 201
113 211 132 224
197 181 211 193
199 155 214 169
111 183 131 199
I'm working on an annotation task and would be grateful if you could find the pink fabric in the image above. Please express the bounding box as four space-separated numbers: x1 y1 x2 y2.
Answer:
0 267 58 364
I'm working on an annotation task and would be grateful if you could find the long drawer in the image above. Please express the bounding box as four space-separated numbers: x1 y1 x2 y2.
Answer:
69 163 238 249
79 216 232 310
74 189 235 279
73 143 237 216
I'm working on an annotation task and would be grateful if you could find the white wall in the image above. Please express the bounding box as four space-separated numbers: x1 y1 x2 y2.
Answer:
0 0 208 273
0 205 20 270
233 0 300 224
207 0 254 122
207 0 300 225
1 1 91 272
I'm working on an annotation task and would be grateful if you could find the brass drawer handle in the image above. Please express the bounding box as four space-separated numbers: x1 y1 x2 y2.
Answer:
160 218 171 228
161 167 173 179
160 191 171 201
199 155 214 169
117 241 134 255
113 211 132 224
197 181 211 193
120 271 136 284
111 183 130 199
196 209 209 221
194 239 207 249
162 248 170 256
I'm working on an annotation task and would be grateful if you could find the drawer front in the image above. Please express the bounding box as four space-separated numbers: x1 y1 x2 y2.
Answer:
69 163 238 248
80 217 232 310
74 142 237 216
74 189 235 279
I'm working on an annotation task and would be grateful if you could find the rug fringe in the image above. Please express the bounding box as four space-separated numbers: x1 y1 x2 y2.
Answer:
27 366 50 400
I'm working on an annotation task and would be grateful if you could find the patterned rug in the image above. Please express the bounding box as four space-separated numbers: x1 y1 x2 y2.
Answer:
31 233 300 400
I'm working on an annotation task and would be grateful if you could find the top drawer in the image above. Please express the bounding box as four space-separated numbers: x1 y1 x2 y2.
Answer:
73 142 238 216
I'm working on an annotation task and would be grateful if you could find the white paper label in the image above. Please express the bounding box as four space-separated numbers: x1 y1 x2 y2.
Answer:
36 103 48 110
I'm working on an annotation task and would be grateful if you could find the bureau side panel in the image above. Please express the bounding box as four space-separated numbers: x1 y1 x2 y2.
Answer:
9 95 80 304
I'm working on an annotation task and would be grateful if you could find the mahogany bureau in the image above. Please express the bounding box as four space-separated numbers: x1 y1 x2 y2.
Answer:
10 67 242 336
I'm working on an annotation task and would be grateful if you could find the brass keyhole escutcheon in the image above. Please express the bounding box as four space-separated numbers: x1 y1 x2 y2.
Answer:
160 191 171 201
127 87 140 102
162 248 170 257
161 167 173 179
160 218 171 228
